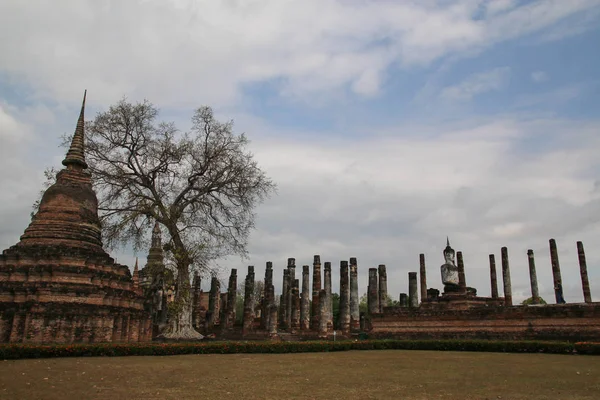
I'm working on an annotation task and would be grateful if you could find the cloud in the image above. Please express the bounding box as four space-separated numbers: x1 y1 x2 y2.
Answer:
531 71 549 83
0 0 598 108
440 67 511 101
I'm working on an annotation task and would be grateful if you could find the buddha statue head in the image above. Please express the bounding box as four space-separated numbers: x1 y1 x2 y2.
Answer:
443 236 455 265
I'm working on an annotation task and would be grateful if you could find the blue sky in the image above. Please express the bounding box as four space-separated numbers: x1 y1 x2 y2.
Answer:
1 0 600 303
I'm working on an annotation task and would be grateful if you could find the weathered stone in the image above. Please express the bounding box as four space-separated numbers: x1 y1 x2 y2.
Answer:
456 251 467 294
324 261 332 331
286 258 295 330
501 247 512 306
549 239 565 304
261 261 274 329
378 264 387 312
349 257 359 331
311 255 322 331
0 91 151 344
419 254 427 302
242 266 255 335
527 250 540 304
408 272 418 308
577 241 592 303
489 254 499 299
281 269 290 328
268 304 278 339
191 272 202 329
399 293 408 308
339 261 350 333
207 276 221 330
224 269 237 330
291 278 300 331
300 265 310 330
367 268 379 315
318 289 328 338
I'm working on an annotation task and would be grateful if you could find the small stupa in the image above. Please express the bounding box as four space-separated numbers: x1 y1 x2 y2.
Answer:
0 91 152 343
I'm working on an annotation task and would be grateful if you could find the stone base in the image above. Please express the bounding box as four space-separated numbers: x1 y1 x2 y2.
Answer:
421 292 503 311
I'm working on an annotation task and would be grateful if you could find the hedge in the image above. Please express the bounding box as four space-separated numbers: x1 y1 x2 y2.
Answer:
0 339 598 360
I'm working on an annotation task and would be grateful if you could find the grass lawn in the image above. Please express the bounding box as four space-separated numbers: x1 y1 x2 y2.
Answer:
0 350 598 399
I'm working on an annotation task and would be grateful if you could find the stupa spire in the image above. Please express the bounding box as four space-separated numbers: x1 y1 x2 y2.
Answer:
62 90 88 170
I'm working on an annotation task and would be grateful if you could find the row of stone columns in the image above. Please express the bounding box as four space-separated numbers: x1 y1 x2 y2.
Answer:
490 239 593 305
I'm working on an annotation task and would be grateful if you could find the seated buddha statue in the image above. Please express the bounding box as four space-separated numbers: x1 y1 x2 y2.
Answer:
440 237 460 293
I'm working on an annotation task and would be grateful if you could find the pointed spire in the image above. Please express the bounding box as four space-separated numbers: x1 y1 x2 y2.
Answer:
62 90 88 170
446 236 450 247
134 257 139 273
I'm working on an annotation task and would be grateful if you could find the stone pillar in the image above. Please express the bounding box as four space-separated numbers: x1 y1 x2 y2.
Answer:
207 276 221 330
242 266 255 335
324 261 332 331
367 268 379 315
527 250 540 304
286 258 296 330
311 255 322 331
349 257 360 331
191 272 202 329
501 247 512 306
549 239 565 304
408 272 418 308
278 293 285 328
489 254 499 299
399 293 408 307
318 289 328 339
419 254 427 302
291 279 300 332
300 265 310 330
261 262 274 329
281 269 290 328
378 264 388 312
577 241 592 303
339 260 350 334
268 304 278 339
224 269 237 330
456 251 467 294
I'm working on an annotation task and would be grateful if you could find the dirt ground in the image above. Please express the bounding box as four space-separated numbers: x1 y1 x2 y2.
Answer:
0 350 598 400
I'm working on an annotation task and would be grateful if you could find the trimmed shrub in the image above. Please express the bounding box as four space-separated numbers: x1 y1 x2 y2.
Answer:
0 339 584 360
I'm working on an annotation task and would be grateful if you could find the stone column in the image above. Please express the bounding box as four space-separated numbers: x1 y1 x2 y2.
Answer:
501 247 512 306
527 250 540 304
378 264 388 312
399 293 408 307
324 261 332 331
268 305 278 339
300 265 310 330
367 268 379 315
278 293 285 328
262 262 274 329
311 255 322 331
286 258 296 329
457 251 467 294
207 276 221 330
281 269 290 328
408 272 418 308
318 289 328 339
224 269 237 330
242 266 255 335
349 257 360 331
549 239 565 304
489 254 499 299
192 272 202 329
419 254 427 302
339 260 350 334
291 279 300 331
577 241 592 303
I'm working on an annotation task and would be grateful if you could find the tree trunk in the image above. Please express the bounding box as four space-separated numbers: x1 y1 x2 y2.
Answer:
159 262 204 340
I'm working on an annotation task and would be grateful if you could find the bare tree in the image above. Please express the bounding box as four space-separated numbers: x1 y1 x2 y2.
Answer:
70 98 276 339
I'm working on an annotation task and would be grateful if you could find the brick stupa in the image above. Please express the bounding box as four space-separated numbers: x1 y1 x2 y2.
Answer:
0 91 152 343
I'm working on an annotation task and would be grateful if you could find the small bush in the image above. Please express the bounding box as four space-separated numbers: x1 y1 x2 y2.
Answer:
0 339 586 360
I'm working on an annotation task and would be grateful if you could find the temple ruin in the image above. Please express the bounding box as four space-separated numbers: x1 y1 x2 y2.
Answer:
0 92 152 344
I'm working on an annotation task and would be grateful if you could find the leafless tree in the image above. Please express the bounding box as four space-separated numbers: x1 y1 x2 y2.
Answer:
68 98 275 339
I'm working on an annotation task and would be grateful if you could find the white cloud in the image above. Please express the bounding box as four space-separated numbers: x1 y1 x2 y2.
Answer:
0 0 597 108
440 66 511 101
531 71 549 83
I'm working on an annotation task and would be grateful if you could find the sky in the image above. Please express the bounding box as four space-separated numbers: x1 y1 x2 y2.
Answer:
1 0 600 304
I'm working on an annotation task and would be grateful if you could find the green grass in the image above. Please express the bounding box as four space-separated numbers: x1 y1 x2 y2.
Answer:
0 350 598 400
